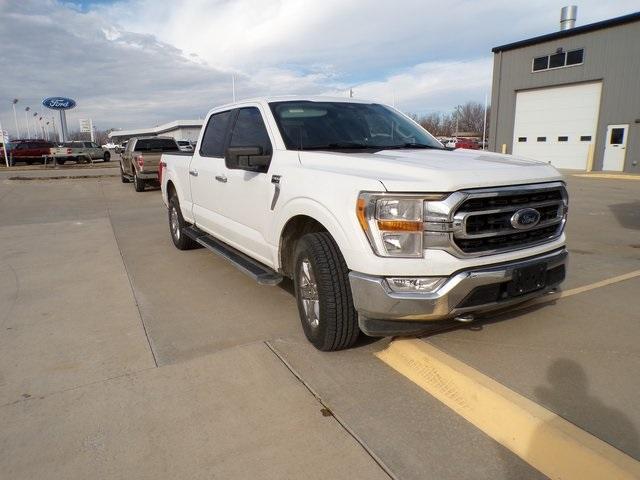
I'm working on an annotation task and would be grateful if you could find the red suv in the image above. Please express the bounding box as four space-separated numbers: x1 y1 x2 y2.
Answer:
9 140 55 165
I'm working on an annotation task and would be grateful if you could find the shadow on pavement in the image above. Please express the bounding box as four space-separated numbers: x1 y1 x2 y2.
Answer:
610 201 640 230
501 358 639 479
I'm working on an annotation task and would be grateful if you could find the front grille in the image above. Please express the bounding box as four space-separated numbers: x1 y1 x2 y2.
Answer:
453 184 567 255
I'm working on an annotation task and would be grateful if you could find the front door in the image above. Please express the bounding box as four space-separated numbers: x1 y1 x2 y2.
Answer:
602 124 628 171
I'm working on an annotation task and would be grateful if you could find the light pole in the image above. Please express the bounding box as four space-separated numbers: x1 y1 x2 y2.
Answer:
24 107 31 138
12 99 21 139
33 112 39 139
454 105 462 138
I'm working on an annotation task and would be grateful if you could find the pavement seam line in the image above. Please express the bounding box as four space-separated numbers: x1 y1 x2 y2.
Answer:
522 269 640 310
375 339 640 480
264 341 398 480
99 180 159 368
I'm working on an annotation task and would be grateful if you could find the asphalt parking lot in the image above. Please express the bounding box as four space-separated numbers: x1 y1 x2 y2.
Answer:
0 163 639 479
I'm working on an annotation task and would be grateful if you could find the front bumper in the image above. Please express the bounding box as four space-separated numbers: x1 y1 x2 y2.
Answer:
349 248 567 336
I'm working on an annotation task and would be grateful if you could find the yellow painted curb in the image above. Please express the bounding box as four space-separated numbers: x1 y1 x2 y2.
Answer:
376 339 640 480
573 173 640 180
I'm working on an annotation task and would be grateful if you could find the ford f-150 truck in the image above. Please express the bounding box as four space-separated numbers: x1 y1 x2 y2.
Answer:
160 97 568 351
121 136 180 191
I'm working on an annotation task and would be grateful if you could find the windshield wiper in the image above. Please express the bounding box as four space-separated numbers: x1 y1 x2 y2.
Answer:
374 143 443 150
300 142 371 151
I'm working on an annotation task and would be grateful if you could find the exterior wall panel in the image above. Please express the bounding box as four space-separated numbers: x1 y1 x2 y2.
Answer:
490 21 640 173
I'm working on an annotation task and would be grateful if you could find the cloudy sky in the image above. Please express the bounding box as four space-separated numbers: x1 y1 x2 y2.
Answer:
0 0 637 135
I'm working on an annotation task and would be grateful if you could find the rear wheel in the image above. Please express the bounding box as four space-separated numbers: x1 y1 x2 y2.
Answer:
133 171 145 192
168 195 199 250
293 232 359 351
120 162 131 183
57 159 66 165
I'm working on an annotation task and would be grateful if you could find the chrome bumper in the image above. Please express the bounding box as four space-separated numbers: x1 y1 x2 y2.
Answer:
349 248 567 332
137 171 159 180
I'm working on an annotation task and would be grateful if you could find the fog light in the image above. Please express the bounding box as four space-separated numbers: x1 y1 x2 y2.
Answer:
386 277 446 293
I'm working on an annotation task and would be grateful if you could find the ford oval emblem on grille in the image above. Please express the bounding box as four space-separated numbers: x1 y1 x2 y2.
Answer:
510 208 541 230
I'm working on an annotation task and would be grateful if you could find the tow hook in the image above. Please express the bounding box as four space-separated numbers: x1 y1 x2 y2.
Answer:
454 314 475 323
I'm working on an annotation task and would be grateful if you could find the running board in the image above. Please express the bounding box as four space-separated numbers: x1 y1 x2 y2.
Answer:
183 226 283 286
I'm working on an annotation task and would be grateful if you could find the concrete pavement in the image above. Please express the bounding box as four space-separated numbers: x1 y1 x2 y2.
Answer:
1 170 638 479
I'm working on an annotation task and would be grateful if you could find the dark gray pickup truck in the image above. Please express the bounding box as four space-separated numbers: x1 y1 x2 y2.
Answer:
120 136 180 191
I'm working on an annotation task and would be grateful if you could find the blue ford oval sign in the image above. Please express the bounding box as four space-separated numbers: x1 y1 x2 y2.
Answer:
42 97 76 110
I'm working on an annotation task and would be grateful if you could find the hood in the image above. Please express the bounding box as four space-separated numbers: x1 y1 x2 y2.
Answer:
298 148 563 192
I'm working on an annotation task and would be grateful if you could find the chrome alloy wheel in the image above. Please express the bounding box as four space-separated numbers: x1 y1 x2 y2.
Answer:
170 206 180 241
298 258 320 329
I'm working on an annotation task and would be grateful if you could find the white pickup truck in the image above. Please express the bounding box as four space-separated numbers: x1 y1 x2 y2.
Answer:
160 96 568 351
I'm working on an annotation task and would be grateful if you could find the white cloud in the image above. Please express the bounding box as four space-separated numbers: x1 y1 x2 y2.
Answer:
1 0 639 136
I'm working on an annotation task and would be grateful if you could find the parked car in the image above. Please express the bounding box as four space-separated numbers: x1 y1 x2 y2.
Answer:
102 142 117 149
115 141 128 154
176 140 194 152
120 136 180 191
8 140 55 165
454 138 481 150
160 96 568 351
49 141 110 164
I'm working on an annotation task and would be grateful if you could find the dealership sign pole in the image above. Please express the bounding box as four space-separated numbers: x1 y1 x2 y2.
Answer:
42 97 76 143
0 122 9 167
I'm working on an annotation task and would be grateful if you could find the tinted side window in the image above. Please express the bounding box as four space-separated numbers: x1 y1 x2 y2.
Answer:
533 56 548 71
201 110 232 157
549 52 565 68
229 107 272 155
566 49 583 65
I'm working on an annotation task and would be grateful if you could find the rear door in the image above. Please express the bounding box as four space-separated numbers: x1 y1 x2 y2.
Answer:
209 106 275 264
189 109 234 234
88 142 103 159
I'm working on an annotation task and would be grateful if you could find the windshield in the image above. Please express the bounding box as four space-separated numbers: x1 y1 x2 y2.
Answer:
269 101 443 151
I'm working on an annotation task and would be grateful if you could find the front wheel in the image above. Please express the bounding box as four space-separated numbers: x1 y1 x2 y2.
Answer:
168 195 199 250
103 152 111 162
293 232 359 351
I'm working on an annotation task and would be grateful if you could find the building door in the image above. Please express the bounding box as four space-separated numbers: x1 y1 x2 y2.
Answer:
512 82 602 170
602 124 628 172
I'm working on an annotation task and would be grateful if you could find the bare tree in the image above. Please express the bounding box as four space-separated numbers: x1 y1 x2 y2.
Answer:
410 101 491 139
454 101 490 135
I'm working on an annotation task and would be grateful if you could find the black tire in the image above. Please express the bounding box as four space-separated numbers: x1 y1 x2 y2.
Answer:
293 232 359 351
133 171 145 192
26 160 34 165
57 159 66 165
120 162 131 183
103 152 111 162
168 195 199 250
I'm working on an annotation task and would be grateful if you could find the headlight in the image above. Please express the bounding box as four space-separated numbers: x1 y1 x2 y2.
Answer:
356 193 444 257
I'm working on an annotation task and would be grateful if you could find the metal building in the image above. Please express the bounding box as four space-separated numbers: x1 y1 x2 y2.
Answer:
108 119 203 144
489 9 640 173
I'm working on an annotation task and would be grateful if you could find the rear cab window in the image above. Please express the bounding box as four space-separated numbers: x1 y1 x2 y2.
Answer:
134 138 179 152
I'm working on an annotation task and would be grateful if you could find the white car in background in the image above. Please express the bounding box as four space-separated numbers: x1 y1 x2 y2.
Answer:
102 142 117 149
176 140 194 152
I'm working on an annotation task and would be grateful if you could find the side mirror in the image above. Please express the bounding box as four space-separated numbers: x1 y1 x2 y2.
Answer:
226 146 271 172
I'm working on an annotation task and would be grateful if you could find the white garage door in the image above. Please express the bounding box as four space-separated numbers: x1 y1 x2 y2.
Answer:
512 82 602 170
